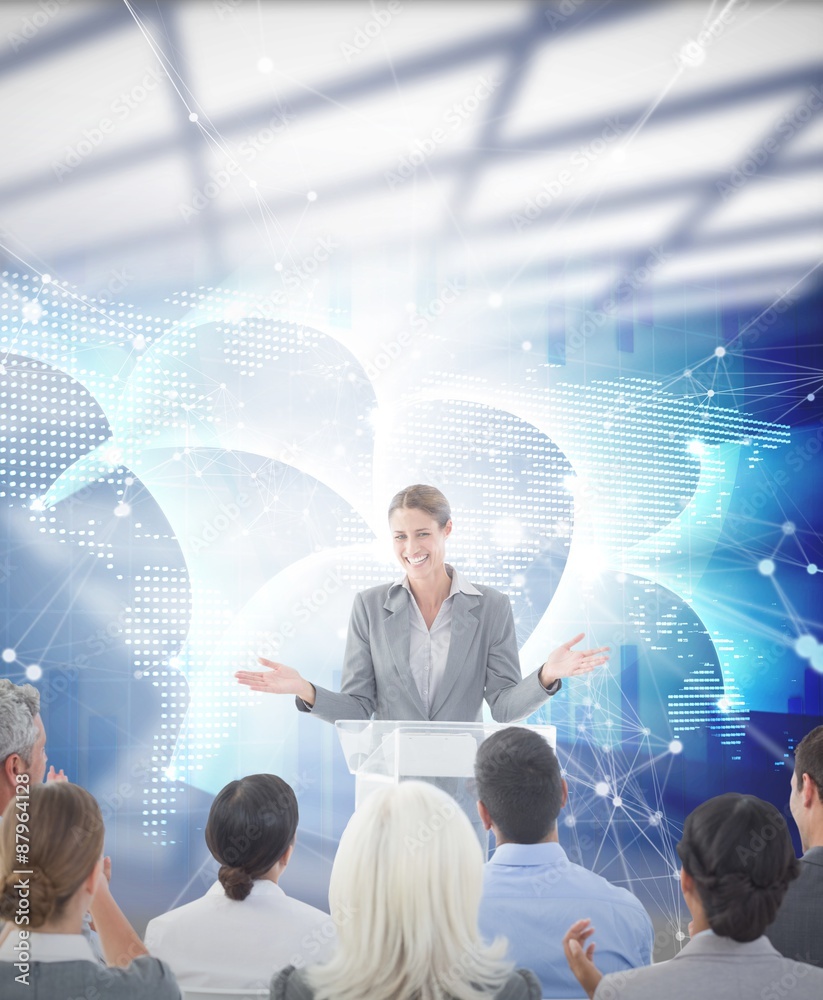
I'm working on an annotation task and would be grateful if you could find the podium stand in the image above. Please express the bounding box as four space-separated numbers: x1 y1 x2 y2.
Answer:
335 720 556 854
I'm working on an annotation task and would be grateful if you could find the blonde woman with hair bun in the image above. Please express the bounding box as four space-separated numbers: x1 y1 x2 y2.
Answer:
272 781 541 1000
0 781 180 999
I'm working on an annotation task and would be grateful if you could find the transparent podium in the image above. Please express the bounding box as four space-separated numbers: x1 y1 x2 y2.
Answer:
335 720 556 855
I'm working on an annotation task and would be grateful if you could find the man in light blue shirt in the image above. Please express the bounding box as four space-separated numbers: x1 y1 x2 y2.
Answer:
475 727 654 998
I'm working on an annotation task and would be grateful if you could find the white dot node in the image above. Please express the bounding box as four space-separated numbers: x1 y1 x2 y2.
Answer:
1 649 16 663
563 815 576 827
306 191 317 201
595 781 610 797
684 369 692 377
114 501 131 517
807 563 818 575
758 558 776 576
188 112 199 122
522 340 532 352
714 346 726 357
488 293 502 308
25 664 42 681
707 389 715 398
612 796 623 807
782 521 795 535
669 739 684 755
794 635 816 658
808 394 816 402
274 262 283 272
257 57 273 73
675 930 686 941
41 274 51 284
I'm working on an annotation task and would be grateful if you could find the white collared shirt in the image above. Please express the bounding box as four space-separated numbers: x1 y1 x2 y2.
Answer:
391 565 481 711
144 878 335 990
0 930 96 963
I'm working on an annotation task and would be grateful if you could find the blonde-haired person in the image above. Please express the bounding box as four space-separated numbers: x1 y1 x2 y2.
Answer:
0 781 180 999
238 484 608 724
271 781 541 1000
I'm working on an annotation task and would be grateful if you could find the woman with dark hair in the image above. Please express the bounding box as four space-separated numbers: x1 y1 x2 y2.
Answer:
0 782 180 999
237 484 608 724
563 792 823 1000
144 773 334 991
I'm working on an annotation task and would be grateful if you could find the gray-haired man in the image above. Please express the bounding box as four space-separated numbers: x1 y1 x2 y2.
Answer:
0 678 53 815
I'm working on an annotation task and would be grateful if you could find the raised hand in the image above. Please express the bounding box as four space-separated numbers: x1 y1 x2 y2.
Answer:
46 765 68 782
235 658 316 706
562 919 602 999
540 633 609 687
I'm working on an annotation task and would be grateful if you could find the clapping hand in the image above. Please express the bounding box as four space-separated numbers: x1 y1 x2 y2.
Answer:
563 919 603 999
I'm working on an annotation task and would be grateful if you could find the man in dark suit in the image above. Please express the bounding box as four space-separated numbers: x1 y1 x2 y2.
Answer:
767 724 823 967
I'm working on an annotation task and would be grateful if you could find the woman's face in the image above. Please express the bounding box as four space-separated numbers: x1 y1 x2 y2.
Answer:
390 507 452 584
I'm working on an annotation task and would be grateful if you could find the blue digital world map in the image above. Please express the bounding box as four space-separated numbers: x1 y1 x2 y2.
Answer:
0 0 821 949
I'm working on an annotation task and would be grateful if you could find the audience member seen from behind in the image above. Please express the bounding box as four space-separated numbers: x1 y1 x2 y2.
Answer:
564 792 823 1000
145 773 334 990
0 782 180 999
0 679 66 817
474 727 653 998
272 781 542 1000
767 724 823 966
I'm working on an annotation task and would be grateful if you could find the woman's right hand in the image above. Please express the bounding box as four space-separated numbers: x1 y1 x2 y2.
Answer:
563 919 602 999
235 658 316 705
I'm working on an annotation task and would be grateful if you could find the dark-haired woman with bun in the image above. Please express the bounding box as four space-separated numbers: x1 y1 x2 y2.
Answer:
563 793 823 1000
144 773 334 991
0 781 180 999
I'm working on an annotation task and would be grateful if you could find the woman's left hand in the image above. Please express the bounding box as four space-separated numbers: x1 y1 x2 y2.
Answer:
540 633 608 687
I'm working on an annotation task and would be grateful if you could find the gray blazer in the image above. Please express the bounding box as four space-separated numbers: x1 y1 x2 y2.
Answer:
766 846 823 967
296 579 557 724
0 956 180 1000
594 932 823 1000
271 963 541 999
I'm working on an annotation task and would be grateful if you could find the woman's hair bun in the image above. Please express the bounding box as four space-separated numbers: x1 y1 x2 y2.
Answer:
0 867 57 927
218 863 254 901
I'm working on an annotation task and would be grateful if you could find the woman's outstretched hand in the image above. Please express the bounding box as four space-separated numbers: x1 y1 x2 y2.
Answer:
235 658 316 706
540 633 609 688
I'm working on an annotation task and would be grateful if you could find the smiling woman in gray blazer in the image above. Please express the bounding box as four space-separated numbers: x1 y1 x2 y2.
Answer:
236 485 608 724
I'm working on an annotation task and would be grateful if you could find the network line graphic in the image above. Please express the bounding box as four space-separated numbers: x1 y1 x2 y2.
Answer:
0 0 821 939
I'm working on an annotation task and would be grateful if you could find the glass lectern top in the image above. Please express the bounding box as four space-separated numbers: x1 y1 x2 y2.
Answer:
335 719 556 780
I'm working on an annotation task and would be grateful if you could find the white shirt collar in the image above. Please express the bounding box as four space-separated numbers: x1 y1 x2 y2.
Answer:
392 563 481 597
0 931 97 963
205 879 285 898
